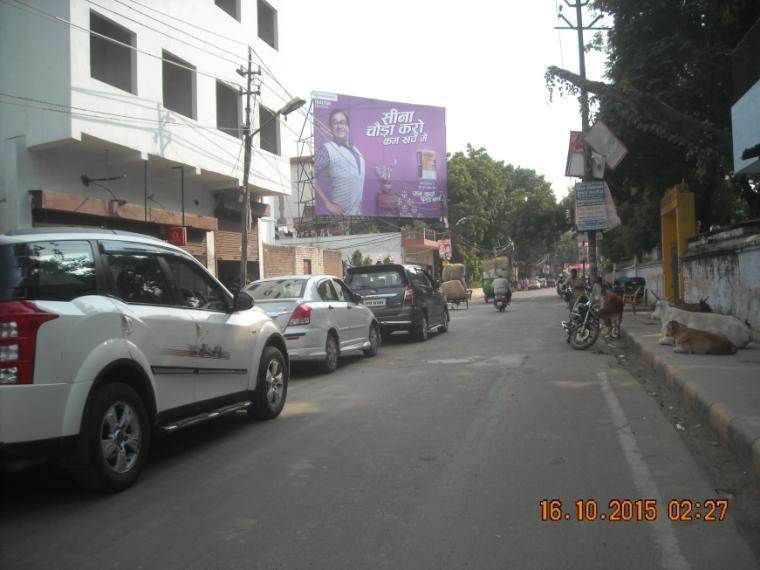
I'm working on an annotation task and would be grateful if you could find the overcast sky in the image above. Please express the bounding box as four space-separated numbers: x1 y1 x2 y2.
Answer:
278 0 608 200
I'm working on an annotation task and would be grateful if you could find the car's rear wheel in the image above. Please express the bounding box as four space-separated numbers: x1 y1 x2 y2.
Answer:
414 314 429 342
321 333 339 373
442 310 450 332
72 382 150 493
249 346 288 420
363 324 380 357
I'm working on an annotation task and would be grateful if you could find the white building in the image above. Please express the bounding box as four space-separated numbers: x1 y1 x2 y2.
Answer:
0 0 298 285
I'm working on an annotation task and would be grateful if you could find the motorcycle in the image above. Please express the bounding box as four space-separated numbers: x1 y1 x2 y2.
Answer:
562 286 574 309
494 292 509 312
561 295 600 350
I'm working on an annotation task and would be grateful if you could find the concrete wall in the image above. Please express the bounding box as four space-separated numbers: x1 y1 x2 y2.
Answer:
323 250 343 277
277 233 403 265
682 224 760 338
262 244 342 278
613 260 664 305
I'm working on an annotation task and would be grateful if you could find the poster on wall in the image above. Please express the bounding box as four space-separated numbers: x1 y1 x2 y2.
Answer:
312 92 447 219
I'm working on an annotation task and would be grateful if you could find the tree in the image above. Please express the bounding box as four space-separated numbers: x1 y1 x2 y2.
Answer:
447 145 567 281
350 250 373 267
546 1 760 261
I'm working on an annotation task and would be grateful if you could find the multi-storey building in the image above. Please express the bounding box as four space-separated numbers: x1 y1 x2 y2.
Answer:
0 0 296 286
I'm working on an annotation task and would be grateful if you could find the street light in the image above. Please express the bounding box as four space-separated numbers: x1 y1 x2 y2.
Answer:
240 96 306 286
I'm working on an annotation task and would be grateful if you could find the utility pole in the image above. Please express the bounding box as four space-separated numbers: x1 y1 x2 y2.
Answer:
236 47 261 287
556 1 606 282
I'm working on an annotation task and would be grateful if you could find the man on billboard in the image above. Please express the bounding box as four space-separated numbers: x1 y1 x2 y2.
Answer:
314 109 366 216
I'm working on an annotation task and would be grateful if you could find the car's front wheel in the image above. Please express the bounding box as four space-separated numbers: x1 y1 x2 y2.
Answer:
72 382 150 493
249 346 288 420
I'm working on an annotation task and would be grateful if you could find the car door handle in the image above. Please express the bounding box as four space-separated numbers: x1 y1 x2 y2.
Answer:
346 304 353 309
328 305 334 310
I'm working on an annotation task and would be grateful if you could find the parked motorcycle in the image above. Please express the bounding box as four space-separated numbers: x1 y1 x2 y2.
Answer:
561 295 600 350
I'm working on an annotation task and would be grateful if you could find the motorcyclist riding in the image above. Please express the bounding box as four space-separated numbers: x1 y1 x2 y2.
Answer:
492 277 511 311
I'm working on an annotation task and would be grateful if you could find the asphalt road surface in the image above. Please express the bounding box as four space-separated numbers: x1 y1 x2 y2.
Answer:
1 289 757 569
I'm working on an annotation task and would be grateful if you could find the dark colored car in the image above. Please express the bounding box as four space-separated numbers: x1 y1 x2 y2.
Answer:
345 264 448 342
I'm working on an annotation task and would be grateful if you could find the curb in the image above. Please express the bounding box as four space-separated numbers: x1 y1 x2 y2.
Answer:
619 327 760 476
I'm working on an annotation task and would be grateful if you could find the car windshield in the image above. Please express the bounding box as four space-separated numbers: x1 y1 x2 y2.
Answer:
346 269 406 291
246 278 307 300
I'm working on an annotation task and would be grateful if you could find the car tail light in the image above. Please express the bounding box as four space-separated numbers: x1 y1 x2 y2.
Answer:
0 301 58 385
288 304 312 327
402 284 414 305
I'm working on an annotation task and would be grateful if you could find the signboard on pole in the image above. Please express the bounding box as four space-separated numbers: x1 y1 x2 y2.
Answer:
575 181 608 231
312 92 447 219
584 120 628 170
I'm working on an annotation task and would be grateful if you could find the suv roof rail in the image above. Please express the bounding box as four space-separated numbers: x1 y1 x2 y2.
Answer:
4 227 164 242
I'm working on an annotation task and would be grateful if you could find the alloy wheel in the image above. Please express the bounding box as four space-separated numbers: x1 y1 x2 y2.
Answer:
266 358 285 407
100 401 142 474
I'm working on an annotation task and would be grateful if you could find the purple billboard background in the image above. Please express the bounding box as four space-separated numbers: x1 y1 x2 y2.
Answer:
313 92 447 218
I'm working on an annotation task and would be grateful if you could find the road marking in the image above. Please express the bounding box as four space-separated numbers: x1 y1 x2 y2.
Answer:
597 370 690 570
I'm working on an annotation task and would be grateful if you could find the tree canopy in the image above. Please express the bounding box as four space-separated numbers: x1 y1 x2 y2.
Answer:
447 145 567 281
547 0 760 261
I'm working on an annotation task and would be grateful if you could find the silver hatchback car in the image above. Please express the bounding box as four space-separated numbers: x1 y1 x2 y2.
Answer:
245 275 380 373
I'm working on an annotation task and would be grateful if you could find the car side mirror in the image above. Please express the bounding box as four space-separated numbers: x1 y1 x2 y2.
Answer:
232 291 254 312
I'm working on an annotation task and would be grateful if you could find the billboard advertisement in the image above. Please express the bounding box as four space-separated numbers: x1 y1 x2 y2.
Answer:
312 92 447 218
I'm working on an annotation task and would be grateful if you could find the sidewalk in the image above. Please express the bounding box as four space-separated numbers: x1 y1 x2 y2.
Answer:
620 313 760 475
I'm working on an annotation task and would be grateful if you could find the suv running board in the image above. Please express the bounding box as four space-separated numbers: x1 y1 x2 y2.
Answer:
158 401 252 433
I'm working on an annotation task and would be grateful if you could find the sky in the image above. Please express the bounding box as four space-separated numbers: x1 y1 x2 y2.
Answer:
278 0 609 200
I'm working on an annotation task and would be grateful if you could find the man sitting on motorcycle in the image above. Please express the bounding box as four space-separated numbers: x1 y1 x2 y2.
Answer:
492 277 511 304
565 269 586 305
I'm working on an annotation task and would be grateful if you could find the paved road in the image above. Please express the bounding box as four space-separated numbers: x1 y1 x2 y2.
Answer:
1 289 757 569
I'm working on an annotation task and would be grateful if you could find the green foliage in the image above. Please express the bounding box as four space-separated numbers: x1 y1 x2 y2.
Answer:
447 145 568 279
350 250 373 267
551 231 578 266
585 1 760 260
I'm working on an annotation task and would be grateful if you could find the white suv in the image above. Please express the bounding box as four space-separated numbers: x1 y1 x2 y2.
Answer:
0 228 288 491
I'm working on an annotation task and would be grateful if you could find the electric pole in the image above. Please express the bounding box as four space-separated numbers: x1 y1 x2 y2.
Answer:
557 0 606 282
237 47 261 287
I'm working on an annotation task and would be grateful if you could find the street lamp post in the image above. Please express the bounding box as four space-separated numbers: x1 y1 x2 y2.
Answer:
239 96 306 286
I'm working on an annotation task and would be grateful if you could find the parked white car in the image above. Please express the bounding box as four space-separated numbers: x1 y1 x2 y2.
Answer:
0 228 288 492
246 275 380 373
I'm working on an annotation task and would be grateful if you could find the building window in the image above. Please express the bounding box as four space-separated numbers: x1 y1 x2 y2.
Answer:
216 81 241 138
90 11 136 93
303 259 312 275
259 105 280 155
215 0 240 21
258 0 278 50
162 51 196 119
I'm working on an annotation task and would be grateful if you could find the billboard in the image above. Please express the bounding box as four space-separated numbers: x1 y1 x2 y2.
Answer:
312 92 447 218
